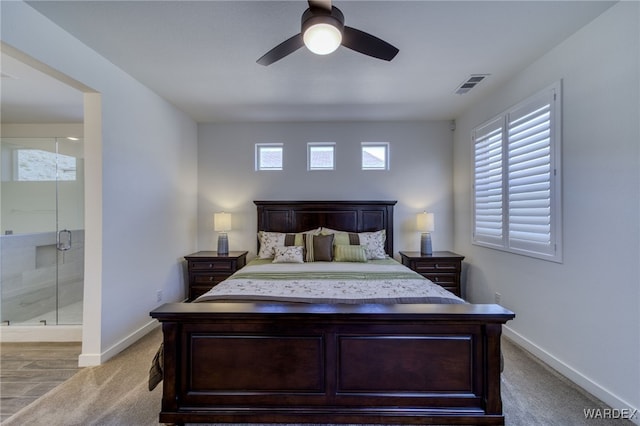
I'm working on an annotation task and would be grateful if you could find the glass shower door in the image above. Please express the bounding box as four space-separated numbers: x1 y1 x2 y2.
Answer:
0 137 84 325
55 137 84 324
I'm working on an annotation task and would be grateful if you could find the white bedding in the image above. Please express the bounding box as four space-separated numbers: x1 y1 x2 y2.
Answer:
196 259 464 304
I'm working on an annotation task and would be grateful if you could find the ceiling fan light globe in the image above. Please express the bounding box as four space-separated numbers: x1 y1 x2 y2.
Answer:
303 23 342 55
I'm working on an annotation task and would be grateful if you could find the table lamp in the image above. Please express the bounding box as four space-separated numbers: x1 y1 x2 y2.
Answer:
417 212 434 255
214 212 231 255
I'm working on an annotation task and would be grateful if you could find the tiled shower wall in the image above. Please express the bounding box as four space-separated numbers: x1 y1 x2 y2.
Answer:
1 230 84 324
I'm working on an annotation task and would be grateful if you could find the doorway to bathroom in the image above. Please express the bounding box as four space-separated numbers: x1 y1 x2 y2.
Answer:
0 136 84 327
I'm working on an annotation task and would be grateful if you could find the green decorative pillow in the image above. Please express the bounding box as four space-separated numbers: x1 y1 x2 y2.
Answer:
333 244 368 262
283 233 307 247
305 233 334 262
331 232 361 246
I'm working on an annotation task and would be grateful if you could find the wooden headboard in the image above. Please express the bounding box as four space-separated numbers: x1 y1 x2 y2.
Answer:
254 200 397 255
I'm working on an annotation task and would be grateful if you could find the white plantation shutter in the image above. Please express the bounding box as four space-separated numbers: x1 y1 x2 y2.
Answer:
473 118 505 247
508 94 554 255
472 82 562 262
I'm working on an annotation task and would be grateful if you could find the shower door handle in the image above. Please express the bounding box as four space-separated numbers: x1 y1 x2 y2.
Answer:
57 229 72 251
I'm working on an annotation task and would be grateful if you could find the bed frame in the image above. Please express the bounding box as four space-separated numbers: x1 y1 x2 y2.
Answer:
150 200 515 425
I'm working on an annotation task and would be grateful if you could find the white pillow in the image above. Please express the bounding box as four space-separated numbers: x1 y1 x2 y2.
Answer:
358 230 387 259
272 246 305 263
257 231 286 259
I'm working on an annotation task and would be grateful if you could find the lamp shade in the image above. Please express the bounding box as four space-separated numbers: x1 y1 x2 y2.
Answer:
214 212 231 232
417 212 435 233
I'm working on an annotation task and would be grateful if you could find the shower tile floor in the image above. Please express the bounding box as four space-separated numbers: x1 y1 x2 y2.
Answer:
16 301 83 326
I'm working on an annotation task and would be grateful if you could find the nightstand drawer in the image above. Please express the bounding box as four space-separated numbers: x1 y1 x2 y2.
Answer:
413 261 459 273
192 274 228 285
423 272 460 297
190 260 234 271
421 273 457 286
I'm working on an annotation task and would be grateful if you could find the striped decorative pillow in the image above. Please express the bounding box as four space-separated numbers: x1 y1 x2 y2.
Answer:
331 232 360 246
333 244 368 262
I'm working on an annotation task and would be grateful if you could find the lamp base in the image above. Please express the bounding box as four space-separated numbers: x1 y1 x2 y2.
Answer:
217 233 229 255
420 233 432 256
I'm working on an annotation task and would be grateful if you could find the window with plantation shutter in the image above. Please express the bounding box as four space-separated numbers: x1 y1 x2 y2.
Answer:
473 82 562 262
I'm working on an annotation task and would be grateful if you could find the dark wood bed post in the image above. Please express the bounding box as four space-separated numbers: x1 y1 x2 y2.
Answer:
160 322 179 413
484 323 505 415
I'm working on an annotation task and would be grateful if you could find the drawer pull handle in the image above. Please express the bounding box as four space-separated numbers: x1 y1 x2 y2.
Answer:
209 277 214 281
435 264 439 268
434 277 439 282
208 263 213 268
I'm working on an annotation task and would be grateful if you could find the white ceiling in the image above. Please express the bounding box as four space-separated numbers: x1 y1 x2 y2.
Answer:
3 1 615 123
1 52 84 123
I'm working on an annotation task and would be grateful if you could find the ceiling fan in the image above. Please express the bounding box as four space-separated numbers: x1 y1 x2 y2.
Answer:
257 0 399 66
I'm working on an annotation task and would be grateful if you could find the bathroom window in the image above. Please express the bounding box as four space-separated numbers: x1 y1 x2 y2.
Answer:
16 149 76 181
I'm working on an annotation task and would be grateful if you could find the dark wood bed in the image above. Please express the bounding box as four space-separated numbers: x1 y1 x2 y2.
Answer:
150 200 515 425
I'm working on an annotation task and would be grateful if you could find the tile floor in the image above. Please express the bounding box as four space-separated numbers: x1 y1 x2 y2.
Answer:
21 301 84 325
0 341 81 422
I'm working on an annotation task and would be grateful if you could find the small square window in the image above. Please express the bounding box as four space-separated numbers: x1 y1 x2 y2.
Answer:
308 143 335 170
256 143 283 171
361 142 389 170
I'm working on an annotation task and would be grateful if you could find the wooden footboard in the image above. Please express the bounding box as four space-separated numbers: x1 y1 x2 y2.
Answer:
151 302 514 425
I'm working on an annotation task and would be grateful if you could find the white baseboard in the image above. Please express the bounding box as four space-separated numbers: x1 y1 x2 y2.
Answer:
504 325 639 425
0 325 82 342
78 320 159 367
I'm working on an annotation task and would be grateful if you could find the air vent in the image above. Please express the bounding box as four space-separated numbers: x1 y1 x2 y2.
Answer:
455 74 489 95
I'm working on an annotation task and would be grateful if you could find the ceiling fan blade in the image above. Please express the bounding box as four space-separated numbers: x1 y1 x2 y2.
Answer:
256 33 304 66
308 0 332 12
342 26 399 61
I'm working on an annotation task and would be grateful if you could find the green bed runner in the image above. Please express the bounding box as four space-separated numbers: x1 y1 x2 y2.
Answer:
229 258 423 282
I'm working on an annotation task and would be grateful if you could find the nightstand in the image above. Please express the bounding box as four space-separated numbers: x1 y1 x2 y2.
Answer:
399 251 465 297
184 251 248 301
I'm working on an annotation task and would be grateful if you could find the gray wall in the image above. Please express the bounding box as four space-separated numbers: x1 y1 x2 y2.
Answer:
197 121 454 260
453 2 639 413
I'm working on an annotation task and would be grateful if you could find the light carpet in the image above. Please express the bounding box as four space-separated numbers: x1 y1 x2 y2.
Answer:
3 326 630 426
